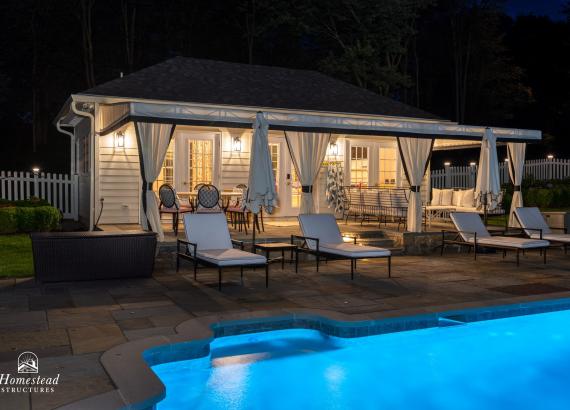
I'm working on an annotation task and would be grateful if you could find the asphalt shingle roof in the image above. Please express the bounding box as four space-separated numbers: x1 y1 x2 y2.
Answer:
81 57 440 120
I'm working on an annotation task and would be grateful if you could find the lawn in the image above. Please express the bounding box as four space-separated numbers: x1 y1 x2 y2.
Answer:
0 234 34 277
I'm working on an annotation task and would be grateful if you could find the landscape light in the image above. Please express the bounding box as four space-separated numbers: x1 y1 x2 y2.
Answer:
547 154 554 160
444 161 451 167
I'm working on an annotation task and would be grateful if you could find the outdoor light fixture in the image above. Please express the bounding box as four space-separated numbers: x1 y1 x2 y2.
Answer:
547 154 554 160
469 162 476 167
115 131 125 148
444 161 451 167
232 135 242 152
32 167 40 175
329 142 339 156
504 158 509 162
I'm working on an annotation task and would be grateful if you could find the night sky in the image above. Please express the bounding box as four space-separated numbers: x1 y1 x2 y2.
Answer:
506 0 567 20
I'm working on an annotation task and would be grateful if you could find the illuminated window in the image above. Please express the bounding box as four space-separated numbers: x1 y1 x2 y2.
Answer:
378 147 397 186
188 139 213 189
154 140 175 190
350 146 369 186
269 143 279 192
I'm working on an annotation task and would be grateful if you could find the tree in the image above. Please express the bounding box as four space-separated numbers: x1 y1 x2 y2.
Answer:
78 0 96 88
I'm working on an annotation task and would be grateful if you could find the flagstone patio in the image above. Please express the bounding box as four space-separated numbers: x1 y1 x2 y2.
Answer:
1 248 569 409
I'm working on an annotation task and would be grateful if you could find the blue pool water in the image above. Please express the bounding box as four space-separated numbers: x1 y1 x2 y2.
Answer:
152 310 570 409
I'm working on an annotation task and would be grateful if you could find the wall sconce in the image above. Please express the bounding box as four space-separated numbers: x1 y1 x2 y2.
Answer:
232 135 242 152
115 131 125 148
328 142 339 156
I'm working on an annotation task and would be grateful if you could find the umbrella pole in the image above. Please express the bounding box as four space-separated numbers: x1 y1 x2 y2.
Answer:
252 213 257 249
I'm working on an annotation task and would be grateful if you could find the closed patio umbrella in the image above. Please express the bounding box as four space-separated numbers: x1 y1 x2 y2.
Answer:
245 112 277 244
475 128 501 222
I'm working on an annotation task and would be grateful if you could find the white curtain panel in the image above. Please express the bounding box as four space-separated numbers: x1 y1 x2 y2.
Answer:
135 121 175 241
285 131 331 214
507 142 526 226
246 112 277 214
475 128 501 211
397 137 434 232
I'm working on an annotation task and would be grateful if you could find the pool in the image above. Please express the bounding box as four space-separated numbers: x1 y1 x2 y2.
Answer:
152 309 570 409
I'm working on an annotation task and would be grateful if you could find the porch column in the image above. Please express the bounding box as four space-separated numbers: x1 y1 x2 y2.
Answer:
134 121 176 241
284 131 331 214
507 142 526 226
397 137 434 232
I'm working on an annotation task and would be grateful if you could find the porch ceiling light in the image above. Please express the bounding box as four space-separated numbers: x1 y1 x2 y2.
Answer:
115 131 125 148
328 142 339 156
232 135 242 152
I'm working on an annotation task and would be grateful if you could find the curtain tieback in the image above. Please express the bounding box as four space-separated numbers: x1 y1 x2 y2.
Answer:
301 185 313 193
142 182 153 191
514 185 521 192
410 186 421 193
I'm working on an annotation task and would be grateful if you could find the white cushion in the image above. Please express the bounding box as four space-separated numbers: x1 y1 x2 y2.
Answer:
184 213 232 250
529 233 570 243
320 243 391 258
440 189 453 206
452 190 464 207
196 248 267 266
431 188 442 206
514 207 552 236
460 189 475 208
298 214 343 250
468 236 549 249
450 212 491 241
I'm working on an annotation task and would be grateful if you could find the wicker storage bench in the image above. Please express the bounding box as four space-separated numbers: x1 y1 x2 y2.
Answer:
31 231 157 283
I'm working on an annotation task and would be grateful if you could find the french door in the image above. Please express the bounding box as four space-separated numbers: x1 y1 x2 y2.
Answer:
268 138 300 216
175 132 220 192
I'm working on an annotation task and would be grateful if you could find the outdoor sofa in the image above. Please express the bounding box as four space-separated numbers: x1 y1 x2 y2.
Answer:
514 207 570 252
425 188 504 224
293 213 392 279
441 212 549 266
31 231 157 282
176 213 268 290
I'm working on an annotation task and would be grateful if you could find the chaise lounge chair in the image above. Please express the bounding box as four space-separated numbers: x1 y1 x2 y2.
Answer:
514 207 569 252
294 214 392 279
442 212 550 266
176 213 268 290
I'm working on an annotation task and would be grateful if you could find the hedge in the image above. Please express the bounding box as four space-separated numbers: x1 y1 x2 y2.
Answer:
502 178 570 210
0 206 61 234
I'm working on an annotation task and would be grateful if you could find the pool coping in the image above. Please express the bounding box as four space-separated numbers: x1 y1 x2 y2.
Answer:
57 292 570 410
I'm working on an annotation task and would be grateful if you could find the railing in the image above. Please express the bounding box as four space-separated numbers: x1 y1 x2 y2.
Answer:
0 171 78 220
431 159 570 189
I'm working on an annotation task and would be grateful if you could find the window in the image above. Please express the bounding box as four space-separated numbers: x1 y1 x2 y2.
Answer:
291 167 301 208
188 139 213 189
350 146 369 186
378 147 397 186
154 140 175 190
269 143 279 192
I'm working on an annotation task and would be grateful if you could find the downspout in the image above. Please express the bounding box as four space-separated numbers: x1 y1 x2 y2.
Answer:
56 119 76 175
56 119 79 222
71 101 96 230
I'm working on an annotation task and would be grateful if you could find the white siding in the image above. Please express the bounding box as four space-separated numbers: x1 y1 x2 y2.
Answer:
220 129 251 189
97 124 140 224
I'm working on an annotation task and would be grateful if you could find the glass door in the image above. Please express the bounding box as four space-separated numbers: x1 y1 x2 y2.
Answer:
187 139 213 190
350 145 369 186
268 138 301 216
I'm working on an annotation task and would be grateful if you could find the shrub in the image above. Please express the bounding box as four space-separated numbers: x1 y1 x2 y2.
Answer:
0 206 60 233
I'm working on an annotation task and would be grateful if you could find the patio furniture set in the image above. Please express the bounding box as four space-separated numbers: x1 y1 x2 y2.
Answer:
342 186 409 230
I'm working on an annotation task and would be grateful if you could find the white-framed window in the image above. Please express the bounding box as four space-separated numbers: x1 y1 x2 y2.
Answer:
378 147 397 186
154 140 175 190
350 145 369 186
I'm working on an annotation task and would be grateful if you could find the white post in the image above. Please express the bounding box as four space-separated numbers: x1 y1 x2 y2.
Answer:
444 163 451 188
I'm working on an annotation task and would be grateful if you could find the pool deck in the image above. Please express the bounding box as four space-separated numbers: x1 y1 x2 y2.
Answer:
1 248 570 409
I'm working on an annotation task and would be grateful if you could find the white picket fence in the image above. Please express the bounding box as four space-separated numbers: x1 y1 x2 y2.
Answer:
0 171 78 220
431 159 570 189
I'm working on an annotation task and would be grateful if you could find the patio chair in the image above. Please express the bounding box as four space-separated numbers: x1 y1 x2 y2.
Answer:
442 212 550 266
196 184 223 213
293 213 391 279
176 213 268 290
158 184 193 235
514 207 569 253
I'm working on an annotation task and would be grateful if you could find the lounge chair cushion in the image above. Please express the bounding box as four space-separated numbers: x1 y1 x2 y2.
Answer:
450 212 491 241
196 248 267 266
440 189 453 206
529 233 570 243
514 207 552 236
183 213 233 250
467 236 549 249
319 242 391 258
431 188 442 206
298 214 344 250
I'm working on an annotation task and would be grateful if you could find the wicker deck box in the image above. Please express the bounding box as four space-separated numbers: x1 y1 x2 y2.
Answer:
31 231 157 282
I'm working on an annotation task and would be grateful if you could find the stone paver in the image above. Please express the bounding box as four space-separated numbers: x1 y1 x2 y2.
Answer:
0 248 569 409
